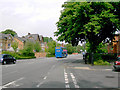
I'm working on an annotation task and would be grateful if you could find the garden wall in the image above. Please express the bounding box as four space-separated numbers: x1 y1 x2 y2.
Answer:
35 52 46 58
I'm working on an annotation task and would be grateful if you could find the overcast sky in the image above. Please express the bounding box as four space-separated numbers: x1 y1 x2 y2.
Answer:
0 0 67 40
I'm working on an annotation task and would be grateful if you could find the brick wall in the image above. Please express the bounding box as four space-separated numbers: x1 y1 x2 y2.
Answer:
35 52 46 58
14 37 24 50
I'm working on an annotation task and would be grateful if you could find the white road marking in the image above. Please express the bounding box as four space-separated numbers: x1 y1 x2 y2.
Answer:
70 73 80 88
0 86 7 89
37 65 56 88
64 69 70 88
36 82 44 88
3 77 24 87
43 76 47 80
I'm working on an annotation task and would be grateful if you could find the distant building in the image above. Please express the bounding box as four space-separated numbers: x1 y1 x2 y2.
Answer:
107 34 120 54
0 33 13 53
14 33 44 51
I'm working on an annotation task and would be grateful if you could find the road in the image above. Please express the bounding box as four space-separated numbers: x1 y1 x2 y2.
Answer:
1 54 119 89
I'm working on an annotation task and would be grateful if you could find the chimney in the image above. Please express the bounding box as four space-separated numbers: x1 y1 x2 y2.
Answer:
28 33 31 35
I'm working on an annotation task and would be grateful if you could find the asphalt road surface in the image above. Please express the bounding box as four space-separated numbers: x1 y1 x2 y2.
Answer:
1 54 119 89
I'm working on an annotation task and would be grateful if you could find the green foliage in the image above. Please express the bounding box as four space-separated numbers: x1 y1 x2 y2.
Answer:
94 60 111 65
46 41 56 55
93 53 102 61
77 45 84 52
55 2 119 54
86 41 108 53
20 41 34 56
1 29 17 37
46 53 55 57
43 37 53 43
11 41 18 52
2 51 35 59
34 41 41 52
65 44 74 54
96 43 108 53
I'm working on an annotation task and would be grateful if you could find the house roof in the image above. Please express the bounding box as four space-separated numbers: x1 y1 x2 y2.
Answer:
25 34 41 41
15 34 43 43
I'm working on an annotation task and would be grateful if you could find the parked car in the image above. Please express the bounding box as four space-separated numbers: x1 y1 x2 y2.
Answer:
113 56 120 70
0 54 16 65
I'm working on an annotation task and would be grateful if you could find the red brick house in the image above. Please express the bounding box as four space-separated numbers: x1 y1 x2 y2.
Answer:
107 34 120 54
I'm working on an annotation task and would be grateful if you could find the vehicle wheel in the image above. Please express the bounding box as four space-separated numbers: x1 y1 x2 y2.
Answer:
13 60 16 64
2 61 7 65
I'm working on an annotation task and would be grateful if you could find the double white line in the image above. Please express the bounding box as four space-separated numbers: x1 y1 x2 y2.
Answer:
64 69 80 88
64 69 70 88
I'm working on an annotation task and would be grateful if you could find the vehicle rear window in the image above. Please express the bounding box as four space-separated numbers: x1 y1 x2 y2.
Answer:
0 54 3 58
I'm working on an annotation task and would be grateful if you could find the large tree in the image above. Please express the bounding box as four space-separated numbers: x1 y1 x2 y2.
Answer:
54 2 119 53
1 29 17 37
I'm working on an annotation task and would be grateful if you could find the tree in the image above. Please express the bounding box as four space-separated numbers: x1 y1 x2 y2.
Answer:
47 41 56 55
76 45 84 53
65 44 74 54
34 42 41 52
21 41 34 56
43 37 53 43
11 41 18 52
54 2 119 54
1 29 17 37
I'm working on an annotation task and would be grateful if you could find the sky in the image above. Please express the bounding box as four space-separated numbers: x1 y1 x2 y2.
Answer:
0 0 67 40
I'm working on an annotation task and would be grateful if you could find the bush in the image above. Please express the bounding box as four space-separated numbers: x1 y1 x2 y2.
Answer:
93 53 102 61
94 60 111 65
46 53 55 57
101 54 117 60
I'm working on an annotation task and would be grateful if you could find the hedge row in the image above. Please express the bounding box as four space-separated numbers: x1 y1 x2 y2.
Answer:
2 51 36 59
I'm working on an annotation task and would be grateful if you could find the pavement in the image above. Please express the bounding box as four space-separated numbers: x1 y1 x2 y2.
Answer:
0 54 119 89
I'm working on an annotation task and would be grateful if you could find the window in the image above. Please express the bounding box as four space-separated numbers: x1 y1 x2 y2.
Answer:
8 44 11 47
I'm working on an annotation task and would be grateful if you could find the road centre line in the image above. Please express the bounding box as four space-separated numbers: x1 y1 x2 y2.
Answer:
70 73 80 88
37 65 56 87
3 77 24 87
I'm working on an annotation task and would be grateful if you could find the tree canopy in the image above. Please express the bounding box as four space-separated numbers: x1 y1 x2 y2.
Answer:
54 2 119 53
43 37 53 43
1 29 17 37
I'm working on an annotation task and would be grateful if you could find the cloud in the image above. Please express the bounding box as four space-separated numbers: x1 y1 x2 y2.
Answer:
0 0 67 40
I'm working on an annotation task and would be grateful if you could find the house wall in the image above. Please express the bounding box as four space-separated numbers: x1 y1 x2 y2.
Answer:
14 37 24 50
0 36 13 51
108 34 120 54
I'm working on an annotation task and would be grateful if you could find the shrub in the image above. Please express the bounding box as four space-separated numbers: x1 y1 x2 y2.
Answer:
46 53 55 57
93 53 102 61
94 60 111 65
